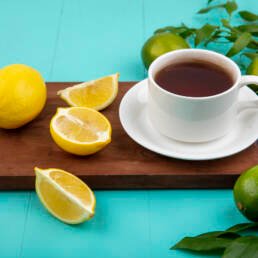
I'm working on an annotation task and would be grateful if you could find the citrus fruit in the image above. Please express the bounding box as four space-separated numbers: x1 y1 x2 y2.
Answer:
141 32 190 69
35 167 95 224
50 107 111 155
247 57 258 93
233 165 258 222
0 64 46 129
58 73 119 111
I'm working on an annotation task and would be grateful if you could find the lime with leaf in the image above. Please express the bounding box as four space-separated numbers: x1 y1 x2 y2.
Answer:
171 165 258 258
141 32 189 69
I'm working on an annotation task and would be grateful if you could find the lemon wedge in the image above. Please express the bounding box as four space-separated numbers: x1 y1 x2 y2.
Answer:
58 73 119 110
35 167 96 224
50 107 111 155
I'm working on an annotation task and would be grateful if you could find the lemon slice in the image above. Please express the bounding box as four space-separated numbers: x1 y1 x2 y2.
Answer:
50 107 111 155
35 167 96 224
58 73 119 110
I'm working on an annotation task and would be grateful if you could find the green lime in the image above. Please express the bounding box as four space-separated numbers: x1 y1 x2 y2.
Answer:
247 57 258 76
141 32 190 69
233 165 258 222
246 57 258 93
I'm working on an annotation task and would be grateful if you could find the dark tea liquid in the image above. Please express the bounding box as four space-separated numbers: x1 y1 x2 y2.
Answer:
155 61 234 97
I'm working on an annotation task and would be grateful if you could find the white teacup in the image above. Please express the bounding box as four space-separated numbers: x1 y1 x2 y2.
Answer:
148 49 258 142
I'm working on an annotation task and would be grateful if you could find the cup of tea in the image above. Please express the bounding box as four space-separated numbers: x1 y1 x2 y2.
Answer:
148 49 258 142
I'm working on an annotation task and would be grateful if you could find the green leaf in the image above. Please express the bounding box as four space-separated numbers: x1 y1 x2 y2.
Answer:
222 236 258 258
154 26 177 34
154 26 173 34
248 40 258 49
204 30 223 46
208 0 216 4
198 231 240 239
171 223 258 255
198 4 224 14
237 24 258 33
221 18 230 27
224 1 238 16
239 11 258 21
194 24 217 46
226 36 236 42
226 32 252 57
249 84 258 94
179 23 197 38
217 232 242 238
221 19 238 32
180 28 196 38
226 223 258 233
237 24 258 36
154 25 196 39
243 52 258 60
198 1 237 15
171 236 235 251
171 230 240 252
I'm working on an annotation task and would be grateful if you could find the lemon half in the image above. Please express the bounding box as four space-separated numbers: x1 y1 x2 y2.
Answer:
50 107 111 155
35 167 95 224
58 73 119 110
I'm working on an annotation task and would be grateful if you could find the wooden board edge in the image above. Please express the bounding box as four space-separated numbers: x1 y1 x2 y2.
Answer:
0 174 238 190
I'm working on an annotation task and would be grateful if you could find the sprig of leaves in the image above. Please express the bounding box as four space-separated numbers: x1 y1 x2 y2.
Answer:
156 4 258 56
171 223 258 257
193 1 257 56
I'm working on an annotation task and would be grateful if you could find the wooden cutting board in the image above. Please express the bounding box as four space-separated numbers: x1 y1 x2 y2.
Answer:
0 82 257 190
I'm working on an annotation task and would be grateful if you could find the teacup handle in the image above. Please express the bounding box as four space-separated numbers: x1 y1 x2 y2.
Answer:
237 75 258 112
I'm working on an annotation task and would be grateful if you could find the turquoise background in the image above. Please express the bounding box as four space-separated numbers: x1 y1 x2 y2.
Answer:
0 1 257 257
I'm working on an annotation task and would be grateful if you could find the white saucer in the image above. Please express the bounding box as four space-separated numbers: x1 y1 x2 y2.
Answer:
119 79 258 160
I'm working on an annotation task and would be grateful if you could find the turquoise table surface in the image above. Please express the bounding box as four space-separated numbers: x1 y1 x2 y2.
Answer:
0 1 257 257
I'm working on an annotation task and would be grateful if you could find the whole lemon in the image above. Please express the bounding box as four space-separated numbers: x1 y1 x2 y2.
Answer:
0 64 47 129
141 32 190 69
